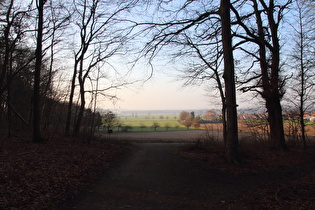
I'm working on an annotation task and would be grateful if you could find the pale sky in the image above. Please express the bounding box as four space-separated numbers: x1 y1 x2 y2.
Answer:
101 75 261 111
102 73 215 111
96 61 262 112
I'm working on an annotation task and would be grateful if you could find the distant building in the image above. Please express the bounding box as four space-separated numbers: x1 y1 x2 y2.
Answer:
240 113 266 120
236 111 315 122
304 114 310 121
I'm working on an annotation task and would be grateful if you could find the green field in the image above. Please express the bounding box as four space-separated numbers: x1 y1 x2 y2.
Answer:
112 113 192 132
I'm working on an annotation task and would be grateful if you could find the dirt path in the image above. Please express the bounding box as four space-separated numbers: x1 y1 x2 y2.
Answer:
65 143 270 209
62 128 315 209
103 130 215 142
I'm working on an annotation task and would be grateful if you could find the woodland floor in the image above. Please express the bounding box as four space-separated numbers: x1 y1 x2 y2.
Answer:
0 133 130 209
1 125 315 209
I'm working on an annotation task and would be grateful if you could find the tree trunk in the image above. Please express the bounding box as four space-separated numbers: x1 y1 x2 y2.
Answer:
216 68 227 145
266 0 287 150
88 67 101 143
265 95 287 149
0 1 14 126
65 61 78 135
222 104 227 145
220 0 239 163
300 106 306 149
297 3 307 150
73 70 85 137
298 32 306 149
33 0 45 143
73 96 85 137
253 0 287 150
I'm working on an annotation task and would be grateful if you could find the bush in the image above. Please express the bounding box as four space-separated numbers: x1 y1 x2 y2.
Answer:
121 125 133 132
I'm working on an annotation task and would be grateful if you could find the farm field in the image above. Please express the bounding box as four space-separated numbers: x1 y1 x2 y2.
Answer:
100 110 315 139
112 113 196 132
201 121 315 138
103 122 315 144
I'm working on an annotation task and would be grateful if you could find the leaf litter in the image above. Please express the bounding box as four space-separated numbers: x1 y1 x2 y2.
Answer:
0 135 128 209
182 140 315 209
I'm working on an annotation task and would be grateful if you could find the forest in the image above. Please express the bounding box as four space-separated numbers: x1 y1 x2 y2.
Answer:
0 0 315 208
0 0 314 148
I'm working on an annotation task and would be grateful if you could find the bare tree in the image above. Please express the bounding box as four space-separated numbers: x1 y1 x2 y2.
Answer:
85 64 122 141
151 121 160 131
288 0 315 149
0 0 33 135
179 111 190 121
220 0 239 163
179 34 227 145
133 0 239 162
65 0 138 137
33 0 46 143
41 0 71 136
42 0 71 98
231 0 292 150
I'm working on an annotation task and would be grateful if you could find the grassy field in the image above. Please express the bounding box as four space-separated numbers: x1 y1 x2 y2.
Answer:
111 113 193 132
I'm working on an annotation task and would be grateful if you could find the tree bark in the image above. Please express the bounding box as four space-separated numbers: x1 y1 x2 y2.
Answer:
268 1 286 150
296 1 307 149
65 60 78 135
250 0 287 150
263 0 287 150
33 0 45 143
265 95 287 149
0 0 14 128
220 0 239 163
73 72 85 137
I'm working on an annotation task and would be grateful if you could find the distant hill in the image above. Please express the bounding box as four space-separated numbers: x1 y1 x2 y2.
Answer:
97 108 268 117
116 109 209 116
